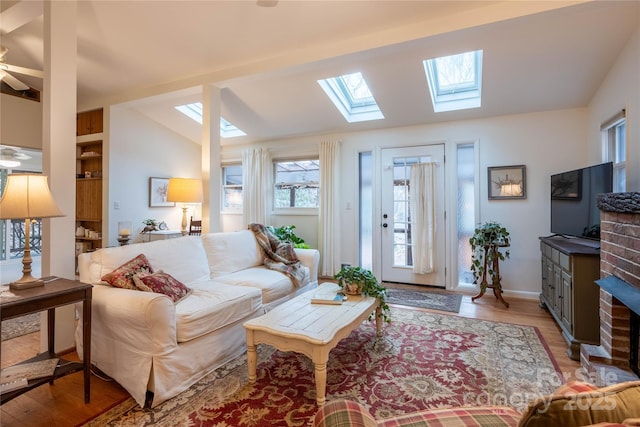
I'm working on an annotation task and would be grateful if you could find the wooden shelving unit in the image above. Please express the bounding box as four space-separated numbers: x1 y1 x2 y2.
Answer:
76 109 104 259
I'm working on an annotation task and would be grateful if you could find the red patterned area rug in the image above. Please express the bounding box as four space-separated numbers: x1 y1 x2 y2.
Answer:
82 308 562 427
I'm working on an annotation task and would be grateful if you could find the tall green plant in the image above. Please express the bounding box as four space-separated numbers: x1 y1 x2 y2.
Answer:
267 225 310 248
469 221 510 285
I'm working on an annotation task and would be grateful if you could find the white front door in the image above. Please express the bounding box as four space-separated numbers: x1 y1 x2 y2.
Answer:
380 145 445 286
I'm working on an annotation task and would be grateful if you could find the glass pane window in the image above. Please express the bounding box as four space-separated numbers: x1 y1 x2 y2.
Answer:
359 152 373 270
222 165 243 210
423 50 483 113
274 160 320 208
317 72 384 123
456 144 476 285
602 118 626 192
391 155 431 268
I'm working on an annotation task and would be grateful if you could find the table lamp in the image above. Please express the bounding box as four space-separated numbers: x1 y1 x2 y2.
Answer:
166 178 202 236
0 174 64 290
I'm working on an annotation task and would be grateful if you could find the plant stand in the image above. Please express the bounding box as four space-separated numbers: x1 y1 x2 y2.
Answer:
471 244 510 308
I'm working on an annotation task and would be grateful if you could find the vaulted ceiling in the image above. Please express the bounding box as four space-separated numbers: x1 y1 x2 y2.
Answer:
1 1 638 146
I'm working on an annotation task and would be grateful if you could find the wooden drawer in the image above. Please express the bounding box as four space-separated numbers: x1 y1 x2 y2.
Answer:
551 247 560 264
541 242 552 258
559 252 571 272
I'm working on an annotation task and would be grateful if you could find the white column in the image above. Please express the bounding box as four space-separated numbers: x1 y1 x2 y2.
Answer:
41 0 77 352
202 84 222 232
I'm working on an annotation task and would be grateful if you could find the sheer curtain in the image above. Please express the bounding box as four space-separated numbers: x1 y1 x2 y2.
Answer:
319 140 340 276
242 147 272 226
410 162 436 274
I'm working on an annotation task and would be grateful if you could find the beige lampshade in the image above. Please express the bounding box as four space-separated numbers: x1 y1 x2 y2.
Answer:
167 178 203 203
0 174 64 219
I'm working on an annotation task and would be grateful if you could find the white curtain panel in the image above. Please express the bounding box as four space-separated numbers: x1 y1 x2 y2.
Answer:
242 147 272 226
409 162 436 274
319 140 340 277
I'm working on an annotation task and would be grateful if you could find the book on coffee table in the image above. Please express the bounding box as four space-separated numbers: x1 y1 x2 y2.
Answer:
311 293 347 305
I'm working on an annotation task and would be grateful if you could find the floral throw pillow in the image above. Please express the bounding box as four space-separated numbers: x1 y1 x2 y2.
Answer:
132 271 192 303
101 254 154 290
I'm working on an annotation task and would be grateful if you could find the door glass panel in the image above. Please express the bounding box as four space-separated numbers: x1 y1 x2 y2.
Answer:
391 155 430 268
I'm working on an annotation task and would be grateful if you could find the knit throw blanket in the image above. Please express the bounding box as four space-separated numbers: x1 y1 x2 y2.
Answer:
248 223 305 287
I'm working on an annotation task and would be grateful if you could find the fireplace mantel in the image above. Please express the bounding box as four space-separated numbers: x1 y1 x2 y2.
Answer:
596 276 640 316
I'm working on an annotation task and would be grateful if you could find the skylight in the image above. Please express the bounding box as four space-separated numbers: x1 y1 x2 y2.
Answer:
423 50 483 113
220 117 246 138
175 102 246 138
317 72 384 123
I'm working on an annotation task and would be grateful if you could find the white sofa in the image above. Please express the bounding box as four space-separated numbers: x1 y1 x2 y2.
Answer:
75 229 319 408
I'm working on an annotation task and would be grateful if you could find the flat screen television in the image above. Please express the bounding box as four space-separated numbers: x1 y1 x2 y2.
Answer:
550 162 613 240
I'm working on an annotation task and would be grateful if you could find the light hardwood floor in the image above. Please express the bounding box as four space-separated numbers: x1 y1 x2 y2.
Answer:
1 287 581 427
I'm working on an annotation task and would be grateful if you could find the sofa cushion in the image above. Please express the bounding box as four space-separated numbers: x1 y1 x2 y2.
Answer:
133 271 192 303
201 230 263 277
88 236 210 286
313 399 378 427
211 265 309 304
174 282 262 342
378 406 521 427
101 253 153 289
554 380 599 396
518 380 640 427
313 400 521 427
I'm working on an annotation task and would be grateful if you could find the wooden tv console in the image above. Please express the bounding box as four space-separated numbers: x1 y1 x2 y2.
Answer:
539 235 601 361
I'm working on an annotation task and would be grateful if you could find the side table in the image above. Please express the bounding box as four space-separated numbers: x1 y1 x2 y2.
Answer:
144 230 182 242
0 277 92 404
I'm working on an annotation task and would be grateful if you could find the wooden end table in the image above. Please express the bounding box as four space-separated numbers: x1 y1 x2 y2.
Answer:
244 282 380 406
1 276 92 404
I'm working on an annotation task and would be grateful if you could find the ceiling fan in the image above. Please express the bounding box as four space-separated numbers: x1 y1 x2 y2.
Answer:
0 46 43 91
0 146 32 168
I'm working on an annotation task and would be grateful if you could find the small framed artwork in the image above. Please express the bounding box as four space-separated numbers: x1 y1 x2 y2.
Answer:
149 177 175 207
488 165 526 200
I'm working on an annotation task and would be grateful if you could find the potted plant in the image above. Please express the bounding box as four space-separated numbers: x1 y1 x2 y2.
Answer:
267 225 310 248
334 266 390 323
141 219 158 233
469 221 510 286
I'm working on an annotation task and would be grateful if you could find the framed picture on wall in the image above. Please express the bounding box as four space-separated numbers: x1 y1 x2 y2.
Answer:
488 165 526 200
149 177 175 207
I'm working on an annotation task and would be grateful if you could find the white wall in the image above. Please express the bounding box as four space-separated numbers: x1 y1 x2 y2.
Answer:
108 105 201 246
1 94 42 149
587 27 639 191
221 108 588 296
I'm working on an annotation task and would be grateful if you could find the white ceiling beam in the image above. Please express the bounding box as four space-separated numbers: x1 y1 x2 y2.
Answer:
0 0 43 35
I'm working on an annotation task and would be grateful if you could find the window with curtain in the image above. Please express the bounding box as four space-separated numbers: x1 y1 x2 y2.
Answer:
274 160 320 208
222 164 243 211
601 110 626 192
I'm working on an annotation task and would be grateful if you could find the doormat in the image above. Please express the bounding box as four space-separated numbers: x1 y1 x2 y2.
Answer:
385 287 463 313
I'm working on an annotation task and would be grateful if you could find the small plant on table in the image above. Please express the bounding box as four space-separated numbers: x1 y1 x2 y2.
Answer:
334 266 390 323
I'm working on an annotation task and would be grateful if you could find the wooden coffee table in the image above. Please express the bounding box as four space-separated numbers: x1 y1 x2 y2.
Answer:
244 282 381 406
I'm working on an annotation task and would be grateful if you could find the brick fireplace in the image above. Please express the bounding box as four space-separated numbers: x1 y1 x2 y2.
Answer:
581 192 640 385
